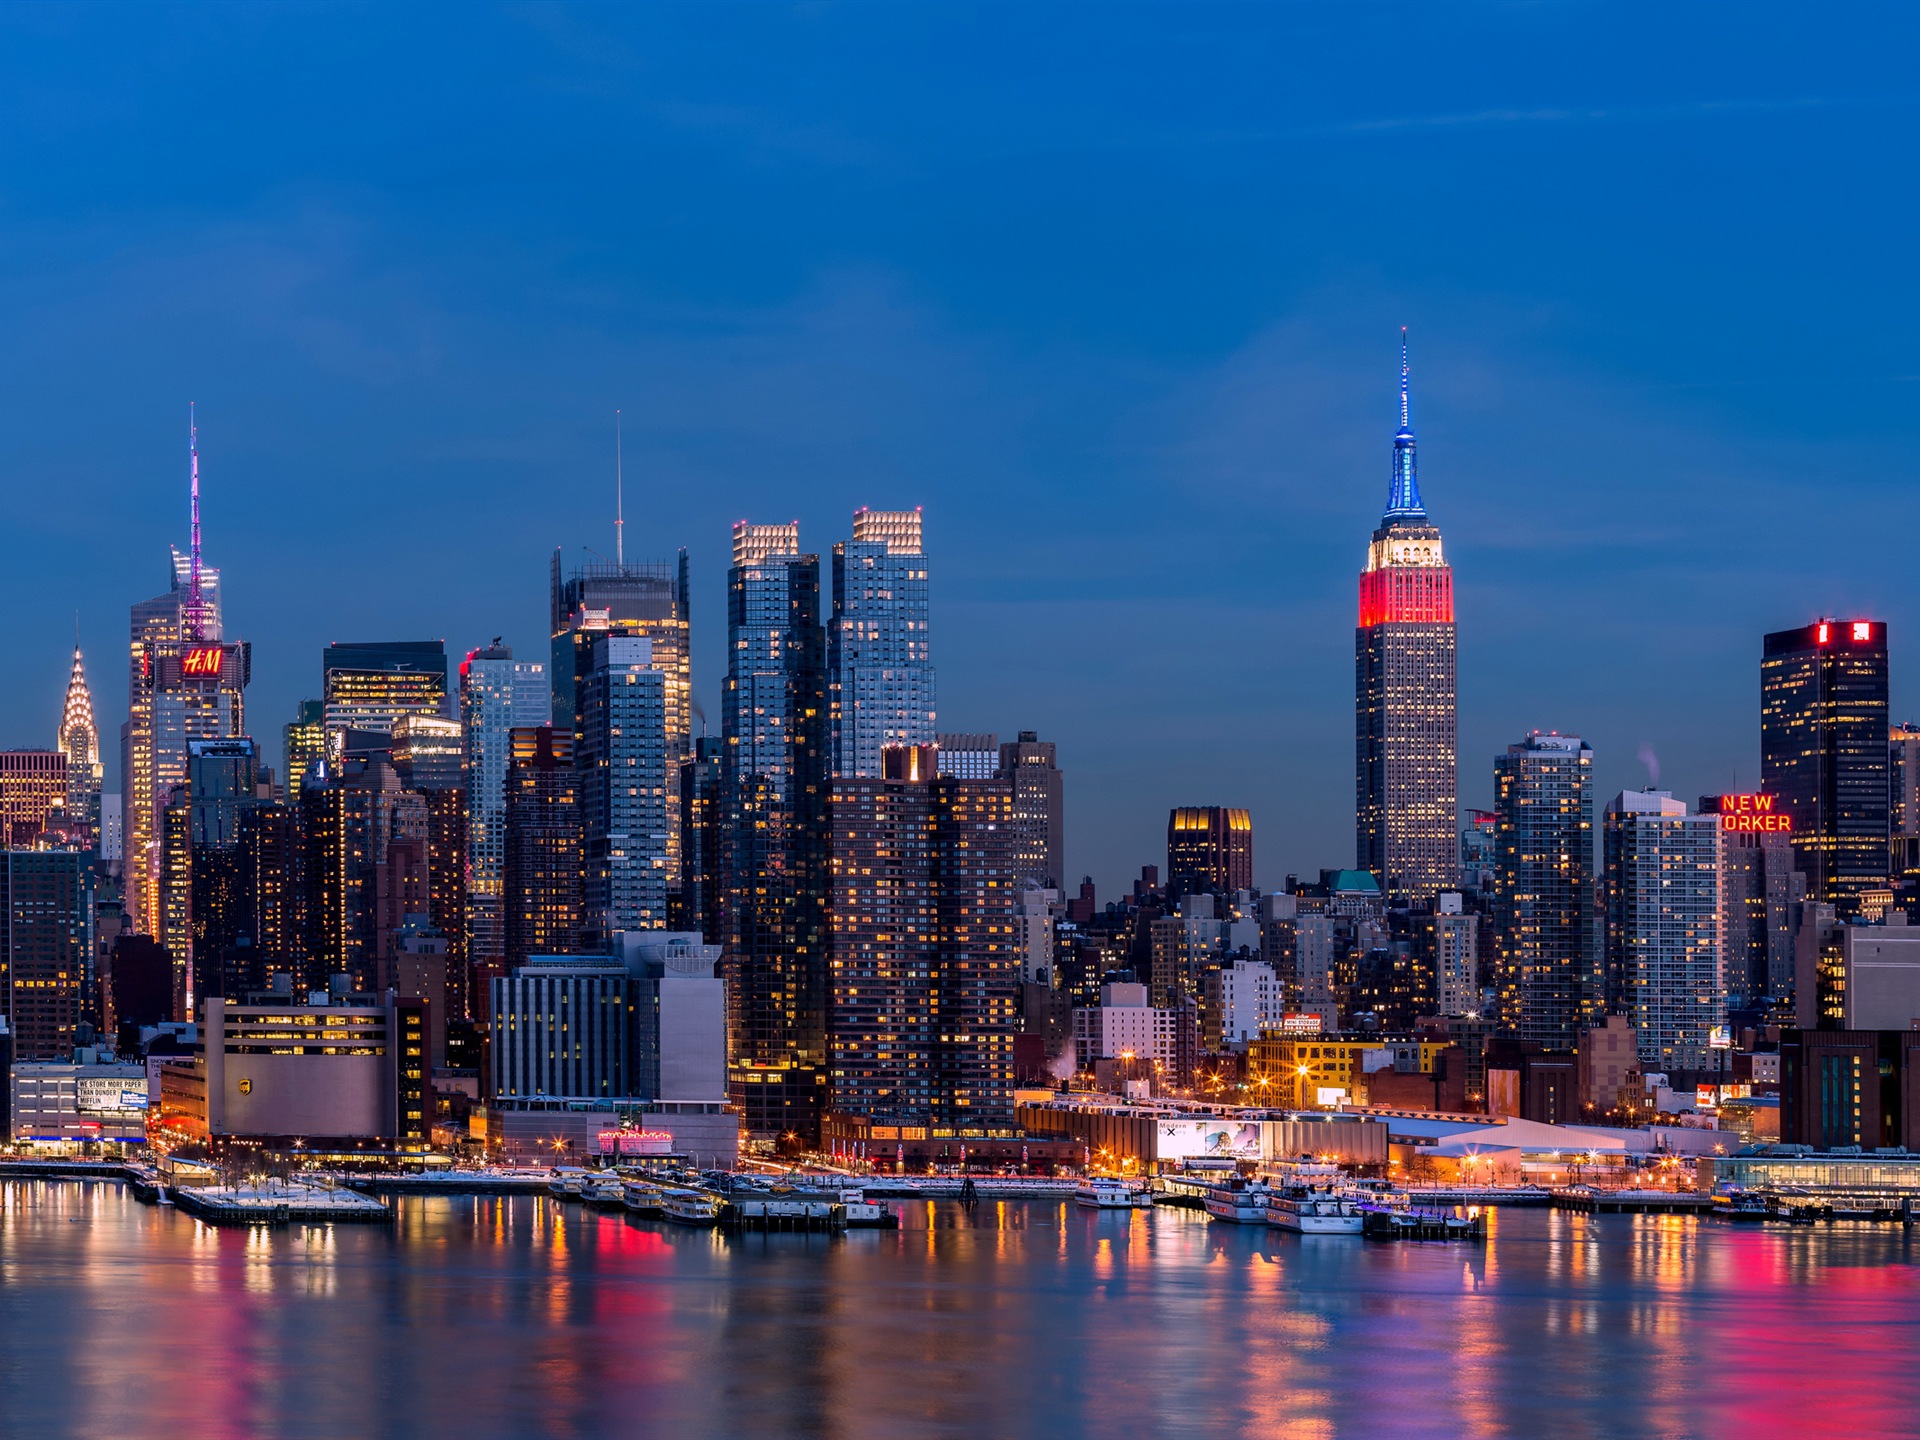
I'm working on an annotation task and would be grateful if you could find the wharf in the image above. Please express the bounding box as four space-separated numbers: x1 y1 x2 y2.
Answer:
859 1177 1081 1201
346 1171 556 1196
1362 1207 1487 1241
1551 1188 1713 1214
0 1159 135 1182
170 1182 393 1226
1399 1185 1551 1207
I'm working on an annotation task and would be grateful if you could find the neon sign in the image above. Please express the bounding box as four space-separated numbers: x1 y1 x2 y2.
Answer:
1718 793 1790 833
181 646 225 677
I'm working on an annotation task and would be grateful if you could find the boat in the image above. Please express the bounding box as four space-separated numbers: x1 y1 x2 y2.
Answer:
659 1188 726 1226
1202 1176 1270 1224
1718 1190 1771 1223
1076 1178 1153 1210
622 1179 665 1215
546 1167 592 1200
582 1175 627 1208
1265 1184 1364 1235
840 1191 898 1228
1359 1202 1486 1241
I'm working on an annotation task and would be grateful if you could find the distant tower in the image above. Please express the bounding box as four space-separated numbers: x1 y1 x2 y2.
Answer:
1356 332 1458 904
829 508 935 778
57 643 103 843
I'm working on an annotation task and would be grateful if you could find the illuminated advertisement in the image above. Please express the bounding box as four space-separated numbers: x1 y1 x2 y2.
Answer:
76 1079 150 1115
1717 794 1789 833
1156 1120 1261 1162
1278 1013 1323 1034
1708 1024 1733 1050
597 1129 674 1157
181 645 226 678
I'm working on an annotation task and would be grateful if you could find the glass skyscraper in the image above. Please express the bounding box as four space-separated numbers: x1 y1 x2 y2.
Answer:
460 644 547 974
829 508 935 779
1761 618 1890 919
1493 731 1599 1050
578 634 670 945
1356 335 1458 904
321 640 448 738
1603 790 1723 1071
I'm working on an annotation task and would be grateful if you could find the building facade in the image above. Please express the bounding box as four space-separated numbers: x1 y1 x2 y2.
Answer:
1000 731 1064 889
56 647 102 845
490 957 633 1100
503 727 582 966
828 509 935 779
1356 337 1458 904
1 851 96 1060
1761 619 1889 918
1166 806 1253 898
321 641 448 739
578 635 670 944
460 644 547 985
1603 790 1723 1071
1493 732 1599 1051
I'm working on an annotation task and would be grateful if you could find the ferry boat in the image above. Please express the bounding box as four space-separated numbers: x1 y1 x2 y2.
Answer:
1265 1185 1364 1235
1202 1176 1270 1224
547 1167 592 1200
1075 1178 1153 1210
622 1179 665 1216
582 1175 627 1208
659 1188 725 1226
840 1191 898 1228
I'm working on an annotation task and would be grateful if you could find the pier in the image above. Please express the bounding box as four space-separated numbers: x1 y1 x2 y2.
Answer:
1551 1188 1713 1214
169 1182 394 1226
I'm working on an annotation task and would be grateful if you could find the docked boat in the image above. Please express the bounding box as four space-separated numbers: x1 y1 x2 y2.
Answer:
547 1167 592 1200
582 1175 627 1208
659 1188 726 1226
1265 1184 1364 1235
1718 1190 1772 1222
1076 1178 1153 1210
622 1179 665 1215
840 1191 898 1228
1203 1176 1270 1224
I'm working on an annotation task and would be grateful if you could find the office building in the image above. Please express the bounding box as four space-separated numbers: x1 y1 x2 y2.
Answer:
459 644 547 983
392 714 463 793
1 850 96 1059
0 751 69 847
827 745 1019 1126
283 700 326 800
1071 981 1199 1084
1761 619 1889 918
1603 790 1723 1071
617 930 729 1103
1780 1028 1920 1150
1493 732 1599 1051
676 736 723 944
322 641 448 738
1148 894 1225 1011
1356 335 1458 904
181 737 264 1005
1000 731 1064 888
1166 806 1252 898
935 732 998 781
490 956 632 1100
1416 894 1481 1016
56 646 102 845
828 508 935 778
723 521 830 1140
550 552 691 890
10 1060 149 1146
504 727 581 965
578 635 670 945
1841 914 1920 1030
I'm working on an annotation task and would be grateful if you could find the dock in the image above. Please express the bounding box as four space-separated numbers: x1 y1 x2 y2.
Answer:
1551 1188 1714 1214
346 1171 555 1196
169 1182 393 1226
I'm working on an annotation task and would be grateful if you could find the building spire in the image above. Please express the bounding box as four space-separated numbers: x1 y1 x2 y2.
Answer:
614 407 625 569
1384 328 1425 520
58 641 98 767
186 402 209 640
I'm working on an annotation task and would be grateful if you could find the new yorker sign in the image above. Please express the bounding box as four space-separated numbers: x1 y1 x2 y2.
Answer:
1717 793 1790 833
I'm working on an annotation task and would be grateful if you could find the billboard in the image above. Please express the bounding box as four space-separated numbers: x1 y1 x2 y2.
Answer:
1278 1013 1323 1034
1716 794 1789 834
181 645 227 679
1155 1119 1262 1162
76 1079 150 1115
598 1129 674 1157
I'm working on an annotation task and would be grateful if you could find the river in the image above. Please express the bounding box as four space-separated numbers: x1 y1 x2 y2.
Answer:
1 1180 1916 1438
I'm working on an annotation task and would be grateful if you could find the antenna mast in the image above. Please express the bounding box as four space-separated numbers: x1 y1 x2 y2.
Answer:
187 402 207 641
615 408 625 569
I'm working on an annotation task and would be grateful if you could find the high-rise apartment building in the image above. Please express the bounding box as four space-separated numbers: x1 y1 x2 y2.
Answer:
1761 619 1889 918
1166 806 1252 897
503 727 581 966
179 738 264 1004
1493 732 1599 1050
283 700 326 799
935 733 998 781
677 736 723 944
550 553 691 892
0 752 69 847
1356 336 1458 904
392 715 463 794
578 635 670 945
1603 790 1722 1070
1 850 96 1060
1700 793 1804 1019
459 644 548 987
56 647 102 845
827 745 1018 1126
723 521 829 1140
1000 731 1064 889
322 641 448 739
490 956 632 1100
1893 724 1920 894
829 509 935 778
1416 896 1481 1016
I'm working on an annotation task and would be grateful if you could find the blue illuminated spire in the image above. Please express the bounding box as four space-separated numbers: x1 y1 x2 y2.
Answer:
1384 328 1425 520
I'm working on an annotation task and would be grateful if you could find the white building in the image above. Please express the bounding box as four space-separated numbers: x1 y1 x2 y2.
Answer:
1206 959 1285 1048
11 1059 149 1146
1072 982 1189 1071
1604 790 1722 1070
1843 912 1920 1030
1012 884 1060 984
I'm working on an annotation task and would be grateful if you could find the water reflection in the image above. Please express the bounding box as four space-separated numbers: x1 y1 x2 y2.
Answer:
3 1185 1920 1437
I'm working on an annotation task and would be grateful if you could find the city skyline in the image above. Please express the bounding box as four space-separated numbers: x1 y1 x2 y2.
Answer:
2 5 1918 895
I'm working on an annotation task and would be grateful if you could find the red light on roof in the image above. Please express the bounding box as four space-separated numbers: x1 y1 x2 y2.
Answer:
1816 623 1830 644
1853 621 1872 641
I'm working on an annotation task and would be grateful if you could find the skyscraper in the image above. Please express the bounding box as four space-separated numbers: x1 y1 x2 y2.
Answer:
459 644 547 987
550 551 691 892
1356 334 1458 904
827 745 1019 1126
1493 732 1599 1050
1603 790 1722 1070
1762 619 1890 918
0 752 69 847
578 635 670 944
829 508 935 778
1 851 96 1060
182 737 264 1003
1166 806 1252 898
56 646 102 845
322 641 448 738
283 699 326 799
1700 793 1804 1021
723 521 829 1140
676 735 724 944
503 726 582 965
1000 731 1064 889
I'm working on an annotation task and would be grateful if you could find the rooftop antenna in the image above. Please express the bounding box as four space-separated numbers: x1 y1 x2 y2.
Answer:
614 408 625 569
1399 327 1410 431
186 401 207 641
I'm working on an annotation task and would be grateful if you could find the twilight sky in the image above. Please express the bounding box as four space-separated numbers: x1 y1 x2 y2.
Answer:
0 3 1914 895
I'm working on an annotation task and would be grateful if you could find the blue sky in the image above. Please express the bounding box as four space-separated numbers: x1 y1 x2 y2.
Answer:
0 3 1914 893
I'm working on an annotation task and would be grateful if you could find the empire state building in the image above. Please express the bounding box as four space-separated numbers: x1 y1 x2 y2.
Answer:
1356 333 1458 903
